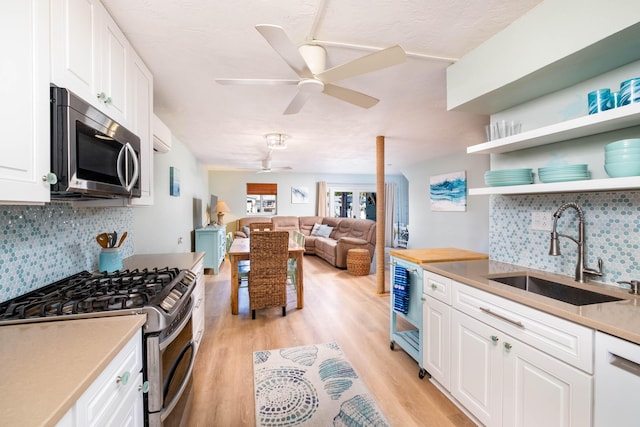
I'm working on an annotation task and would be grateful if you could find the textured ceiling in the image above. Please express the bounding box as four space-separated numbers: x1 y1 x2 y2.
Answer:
102 0 542 174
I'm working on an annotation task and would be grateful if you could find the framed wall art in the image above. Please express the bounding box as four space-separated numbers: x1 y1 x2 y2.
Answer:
429 171 466 211
170 166 180 197
291 186 309 204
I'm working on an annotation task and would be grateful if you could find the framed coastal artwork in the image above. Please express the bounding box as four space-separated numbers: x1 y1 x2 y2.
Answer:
429 171 467 211
291 186 309 203
170 166 180 197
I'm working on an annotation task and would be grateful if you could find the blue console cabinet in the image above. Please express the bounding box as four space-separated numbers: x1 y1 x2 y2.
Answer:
195 225 226 274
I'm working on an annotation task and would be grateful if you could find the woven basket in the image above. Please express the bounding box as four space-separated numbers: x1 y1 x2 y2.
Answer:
347 249 370 276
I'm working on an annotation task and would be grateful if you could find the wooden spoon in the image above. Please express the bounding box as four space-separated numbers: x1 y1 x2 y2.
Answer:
96 233 109 248
116 231 128 248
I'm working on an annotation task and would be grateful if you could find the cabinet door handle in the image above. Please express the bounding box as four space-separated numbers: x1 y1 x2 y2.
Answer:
480 306 524 328
139 381 150 393
116 371 130 386
490 335 499 344
431 283 437 290
504 342 513 351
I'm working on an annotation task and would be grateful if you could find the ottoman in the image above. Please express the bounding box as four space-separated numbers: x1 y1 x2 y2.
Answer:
347 249 370 276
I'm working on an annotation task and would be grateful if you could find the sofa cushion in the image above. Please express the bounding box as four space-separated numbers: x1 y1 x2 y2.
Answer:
311 223 333 238
321 217 342 238
310 223 323 236
314 237 338 265
299 216 323 236
271 216 300 232
338 236 368 245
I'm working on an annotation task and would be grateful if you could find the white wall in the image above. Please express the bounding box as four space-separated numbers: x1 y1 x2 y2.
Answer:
402 149 490 253
133 136 209 254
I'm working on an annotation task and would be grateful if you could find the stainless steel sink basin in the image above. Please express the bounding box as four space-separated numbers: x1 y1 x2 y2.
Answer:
490 275 623 306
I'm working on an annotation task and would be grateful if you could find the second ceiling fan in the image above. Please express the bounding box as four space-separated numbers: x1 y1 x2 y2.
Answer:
216 25 406 115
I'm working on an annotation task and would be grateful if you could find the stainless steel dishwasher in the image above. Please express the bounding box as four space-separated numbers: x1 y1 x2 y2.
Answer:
594 331 640 426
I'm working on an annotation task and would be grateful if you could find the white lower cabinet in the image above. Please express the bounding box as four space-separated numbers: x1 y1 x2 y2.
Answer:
422 293 451 390
422 272 594 427
57 329 145 426
451 309 502 426
502 331 591 427
192 259 206 355
452 309 592 427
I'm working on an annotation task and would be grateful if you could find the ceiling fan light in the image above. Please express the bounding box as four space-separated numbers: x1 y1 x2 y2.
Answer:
265 133 288 149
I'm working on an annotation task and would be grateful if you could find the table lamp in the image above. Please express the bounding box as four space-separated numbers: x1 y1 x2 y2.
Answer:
216 200 230 225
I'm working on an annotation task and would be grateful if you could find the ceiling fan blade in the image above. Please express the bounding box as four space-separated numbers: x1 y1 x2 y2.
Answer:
255 24 313 79
315 45 406 84
323 84 379 109
283 91 312 115
216 78 298 86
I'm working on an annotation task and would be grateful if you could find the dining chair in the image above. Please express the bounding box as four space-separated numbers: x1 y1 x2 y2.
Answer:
248 231 289 319
287 230 305 289
249 222 272 232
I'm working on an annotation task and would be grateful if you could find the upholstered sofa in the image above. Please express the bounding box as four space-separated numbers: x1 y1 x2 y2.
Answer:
233 216 376 269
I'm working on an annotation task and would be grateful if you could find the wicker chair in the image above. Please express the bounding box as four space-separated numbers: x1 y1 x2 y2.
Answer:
248 231 289 319
249 222 272 232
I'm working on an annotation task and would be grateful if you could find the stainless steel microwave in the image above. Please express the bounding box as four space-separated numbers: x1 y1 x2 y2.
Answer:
50 86 141 200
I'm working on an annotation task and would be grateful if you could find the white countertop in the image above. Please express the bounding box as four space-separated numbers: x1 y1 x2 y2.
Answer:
0 315 146 427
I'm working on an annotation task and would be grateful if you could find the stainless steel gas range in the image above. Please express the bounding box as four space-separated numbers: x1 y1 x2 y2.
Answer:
0 267 197 426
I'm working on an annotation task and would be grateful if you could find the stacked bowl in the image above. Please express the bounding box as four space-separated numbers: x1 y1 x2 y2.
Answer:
605 139 640 177
538 164 590 183
484 168 533 187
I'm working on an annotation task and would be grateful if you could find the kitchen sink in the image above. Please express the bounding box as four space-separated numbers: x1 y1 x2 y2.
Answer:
490 275 623 306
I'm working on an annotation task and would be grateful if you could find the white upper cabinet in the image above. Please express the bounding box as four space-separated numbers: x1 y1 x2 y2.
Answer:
128 52 154 206
0 0 51 204
49 0 154 207
51 0 129 126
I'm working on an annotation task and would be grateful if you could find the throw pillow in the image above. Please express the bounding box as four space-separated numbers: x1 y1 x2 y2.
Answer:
310 223 323 236
242 226 250 237
317 225 333 238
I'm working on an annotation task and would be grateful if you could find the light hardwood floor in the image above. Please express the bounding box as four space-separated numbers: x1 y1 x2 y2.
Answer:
186 254 474 427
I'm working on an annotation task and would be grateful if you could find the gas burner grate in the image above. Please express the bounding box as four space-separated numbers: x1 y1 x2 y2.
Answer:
0 267 187 321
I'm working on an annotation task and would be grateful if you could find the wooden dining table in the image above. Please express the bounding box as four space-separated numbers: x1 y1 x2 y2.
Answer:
228 237 305 315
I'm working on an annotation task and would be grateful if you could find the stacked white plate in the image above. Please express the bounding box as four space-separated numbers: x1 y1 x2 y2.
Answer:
484 168 533 186
538 164 590 183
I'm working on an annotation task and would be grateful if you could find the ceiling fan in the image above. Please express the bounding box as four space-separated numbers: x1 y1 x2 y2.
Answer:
216 24 406 114
242 150 292 173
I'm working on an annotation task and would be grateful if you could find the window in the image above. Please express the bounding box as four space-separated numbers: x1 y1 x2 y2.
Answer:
327 185 376 219
246 183 277 215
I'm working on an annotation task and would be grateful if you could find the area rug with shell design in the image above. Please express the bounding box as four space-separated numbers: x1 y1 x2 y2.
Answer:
253 342 390 427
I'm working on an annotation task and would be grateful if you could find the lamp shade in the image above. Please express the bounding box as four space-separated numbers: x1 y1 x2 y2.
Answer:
216 200 230 213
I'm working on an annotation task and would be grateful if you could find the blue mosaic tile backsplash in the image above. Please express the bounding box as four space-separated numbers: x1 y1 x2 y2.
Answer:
490 192 640 287
0 203 133 302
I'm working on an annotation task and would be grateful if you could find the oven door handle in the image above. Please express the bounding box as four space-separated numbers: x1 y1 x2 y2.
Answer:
162 340 195 412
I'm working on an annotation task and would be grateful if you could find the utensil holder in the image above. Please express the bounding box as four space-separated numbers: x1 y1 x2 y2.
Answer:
99 248 123 273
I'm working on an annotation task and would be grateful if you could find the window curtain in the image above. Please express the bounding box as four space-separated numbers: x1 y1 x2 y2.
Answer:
317 181 327 216
385 182 395 246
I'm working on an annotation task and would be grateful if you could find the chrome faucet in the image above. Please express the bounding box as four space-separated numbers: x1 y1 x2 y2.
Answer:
549 202 603 283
